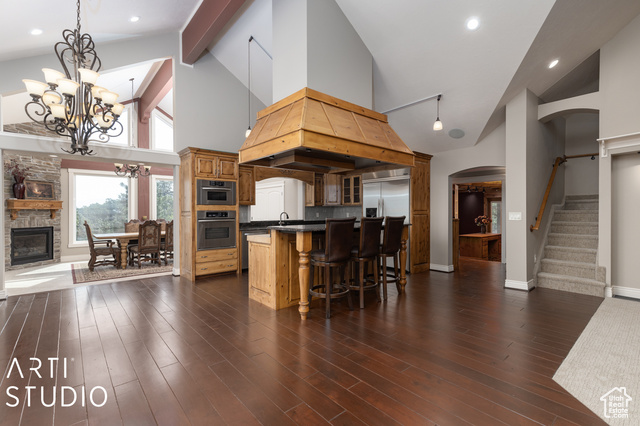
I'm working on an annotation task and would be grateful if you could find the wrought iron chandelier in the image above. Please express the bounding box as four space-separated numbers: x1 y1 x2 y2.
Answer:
22 0 123 155
114 163 151 178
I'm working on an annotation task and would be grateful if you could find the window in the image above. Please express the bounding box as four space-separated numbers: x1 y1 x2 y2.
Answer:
69 170 136 246
106 105 132 147
150 176 174 221
151 110 174 152
490 200 502 234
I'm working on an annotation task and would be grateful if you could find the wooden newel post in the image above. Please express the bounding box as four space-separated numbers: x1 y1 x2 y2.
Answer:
296 231 312 320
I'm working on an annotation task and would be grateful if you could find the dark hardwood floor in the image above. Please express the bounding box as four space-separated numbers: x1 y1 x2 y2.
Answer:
0 258 605 425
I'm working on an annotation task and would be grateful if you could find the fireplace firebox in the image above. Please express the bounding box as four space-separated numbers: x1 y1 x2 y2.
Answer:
11 227 54 266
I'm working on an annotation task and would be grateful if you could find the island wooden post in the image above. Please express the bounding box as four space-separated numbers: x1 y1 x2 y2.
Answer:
398 225 409 292
296 230 313 320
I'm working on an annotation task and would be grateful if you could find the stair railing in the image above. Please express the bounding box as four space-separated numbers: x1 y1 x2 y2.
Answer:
530 152 598 232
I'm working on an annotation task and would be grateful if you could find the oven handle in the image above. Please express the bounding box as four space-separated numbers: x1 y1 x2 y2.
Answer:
201 187 232 191
197 219 236 223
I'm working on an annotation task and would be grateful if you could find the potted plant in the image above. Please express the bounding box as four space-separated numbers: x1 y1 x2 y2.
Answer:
474 215 492 234
5 160 30 199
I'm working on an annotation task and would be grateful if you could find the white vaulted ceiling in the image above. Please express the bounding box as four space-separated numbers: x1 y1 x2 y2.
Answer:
2 0 640 153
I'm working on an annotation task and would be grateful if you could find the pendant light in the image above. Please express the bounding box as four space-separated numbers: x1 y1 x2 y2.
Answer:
433 94 443 131
245 36 253 138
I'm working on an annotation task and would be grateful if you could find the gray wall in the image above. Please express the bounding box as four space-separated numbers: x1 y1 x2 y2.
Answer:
564 113 599 196
611 153 640 290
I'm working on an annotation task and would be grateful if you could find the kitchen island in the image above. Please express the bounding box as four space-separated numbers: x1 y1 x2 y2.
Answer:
247 223 409 319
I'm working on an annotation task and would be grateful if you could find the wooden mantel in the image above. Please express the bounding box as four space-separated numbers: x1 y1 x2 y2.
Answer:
6 199 63 220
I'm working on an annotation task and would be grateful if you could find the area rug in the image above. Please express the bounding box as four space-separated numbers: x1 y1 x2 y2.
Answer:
71 262 173 284
553 297 640 425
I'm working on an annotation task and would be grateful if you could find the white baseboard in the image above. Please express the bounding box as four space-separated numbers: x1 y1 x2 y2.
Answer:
430 264 454 273
612 286 640 300
0 290 7 300
505 279 534 291
61 254 90 262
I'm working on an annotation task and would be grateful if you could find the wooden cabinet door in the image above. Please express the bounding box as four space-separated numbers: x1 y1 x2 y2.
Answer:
324 174 341 205
217 156 238 180
342 177 351 204
314 174 324 206
238 166 255 205
195 155 215 177
352 175 362 204
305 183 315 206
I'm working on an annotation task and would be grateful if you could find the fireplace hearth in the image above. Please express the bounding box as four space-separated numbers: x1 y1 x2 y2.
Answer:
11 227 54 266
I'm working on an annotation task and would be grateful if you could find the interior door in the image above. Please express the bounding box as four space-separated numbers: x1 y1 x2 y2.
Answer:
251 182 284 221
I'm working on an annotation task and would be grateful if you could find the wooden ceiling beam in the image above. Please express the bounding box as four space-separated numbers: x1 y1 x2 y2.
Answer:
139 59 173 124
181 0 247 65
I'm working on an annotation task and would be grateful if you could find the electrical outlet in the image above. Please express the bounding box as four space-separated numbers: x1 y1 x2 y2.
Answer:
346 212 350 217
534 254 537 263
316 212 319 217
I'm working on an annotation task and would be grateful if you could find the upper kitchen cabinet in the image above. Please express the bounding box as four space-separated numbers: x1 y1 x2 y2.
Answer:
324 174 341 206
304 173 325 206
342 175 362 205
238 166 256 205
195 152 238 180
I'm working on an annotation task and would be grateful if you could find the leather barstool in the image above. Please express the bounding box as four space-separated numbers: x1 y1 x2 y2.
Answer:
379 216 406 300
309 217 356 319
349 216 384 309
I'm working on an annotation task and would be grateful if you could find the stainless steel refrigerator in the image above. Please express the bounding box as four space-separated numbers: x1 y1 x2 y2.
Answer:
362 169 410 271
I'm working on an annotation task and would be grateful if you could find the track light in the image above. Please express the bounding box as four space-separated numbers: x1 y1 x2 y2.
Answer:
433 94 443 131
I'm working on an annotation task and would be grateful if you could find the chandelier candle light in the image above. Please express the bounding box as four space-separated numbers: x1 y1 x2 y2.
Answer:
22 0 124 155
114 163 151 178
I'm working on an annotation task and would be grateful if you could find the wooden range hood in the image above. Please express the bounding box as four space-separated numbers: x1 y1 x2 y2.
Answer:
239 88 414 173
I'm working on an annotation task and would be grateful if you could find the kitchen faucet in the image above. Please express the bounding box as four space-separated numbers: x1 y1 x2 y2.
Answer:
279 211 289 225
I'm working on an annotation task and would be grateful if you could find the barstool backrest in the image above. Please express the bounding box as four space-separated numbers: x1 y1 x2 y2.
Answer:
358 217 384 258
325 217 356 262
382 216 406 255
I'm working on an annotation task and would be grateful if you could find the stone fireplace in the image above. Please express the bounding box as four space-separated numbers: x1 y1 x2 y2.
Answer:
4 153 62 270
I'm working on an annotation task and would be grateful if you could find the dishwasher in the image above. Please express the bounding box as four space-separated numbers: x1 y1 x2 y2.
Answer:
241 229 269 269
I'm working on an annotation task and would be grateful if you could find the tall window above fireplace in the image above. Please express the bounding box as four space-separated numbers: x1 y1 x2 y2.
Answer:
11 227 54 266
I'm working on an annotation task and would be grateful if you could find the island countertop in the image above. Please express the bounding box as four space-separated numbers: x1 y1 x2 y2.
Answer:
267 220 408 234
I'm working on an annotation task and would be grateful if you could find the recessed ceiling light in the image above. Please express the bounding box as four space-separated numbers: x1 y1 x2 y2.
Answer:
548 59 559 69
30 29 43 36
129 16 140 23
466 17 479 30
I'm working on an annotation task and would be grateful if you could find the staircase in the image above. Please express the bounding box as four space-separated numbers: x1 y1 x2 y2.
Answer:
536 195 605 297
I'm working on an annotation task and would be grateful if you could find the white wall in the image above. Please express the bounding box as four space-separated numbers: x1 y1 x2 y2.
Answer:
564 113 599 195
272 0 372 106
429 122 506 270
306 0 372 108
611 153 640 290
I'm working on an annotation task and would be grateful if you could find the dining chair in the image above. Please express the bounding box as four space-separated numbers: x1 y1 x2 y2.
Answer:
161 220 174 265
128 220 162 268
124 219 141 265
309 217 356 318
379 216 406 300
349 216 384 309
84 221 120 271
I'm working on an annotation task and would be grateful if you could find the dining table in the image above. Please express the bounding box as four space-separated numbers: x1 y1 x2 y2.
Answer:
94 231 165 269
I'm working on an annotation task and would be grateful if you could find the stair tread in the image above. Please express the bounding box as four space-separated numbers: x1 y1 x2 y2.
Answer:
545 245 596 253
548 233 597 238
537 271 604 286
551 221 598 225
541 258 596 268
